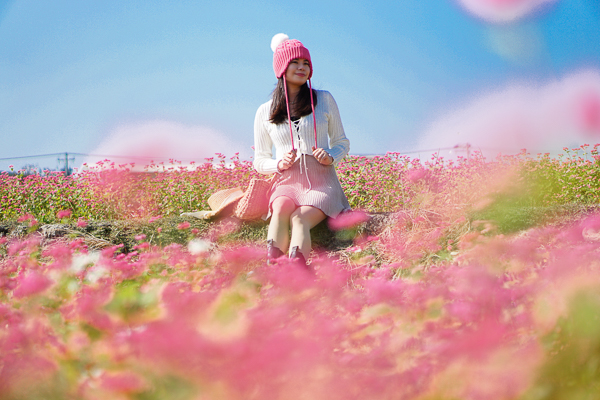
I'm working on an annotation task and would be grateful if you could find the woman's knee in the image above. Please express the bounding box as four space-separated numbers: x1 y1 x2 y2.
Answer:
271 196 296 217
290 206 326 229
290 212 304 228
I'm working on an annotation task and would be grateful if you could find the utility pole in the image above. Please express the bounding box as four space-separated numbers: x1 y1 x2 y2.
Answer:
58 152 75 175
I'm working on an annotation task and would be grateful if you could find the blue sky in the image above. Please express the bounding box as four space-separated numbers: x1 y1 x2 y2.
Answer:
1 0 600 170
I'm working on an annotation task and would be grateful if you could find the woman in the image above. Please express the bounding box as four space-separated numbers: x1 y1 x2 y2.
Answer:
253 33 350 265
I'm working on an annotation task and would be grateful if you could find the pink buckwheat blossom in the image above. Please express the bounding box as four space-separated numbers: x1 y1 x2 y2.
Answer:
56 209 72 219
13 271 53 298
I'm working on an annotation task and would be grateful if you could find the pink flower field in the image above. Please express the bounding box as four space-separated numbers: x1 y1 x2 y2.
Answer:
1 146 600 399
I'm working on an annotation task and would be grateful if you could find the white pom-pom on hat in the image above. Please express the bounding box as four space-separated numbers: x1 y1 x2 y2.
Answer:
271 33 289 52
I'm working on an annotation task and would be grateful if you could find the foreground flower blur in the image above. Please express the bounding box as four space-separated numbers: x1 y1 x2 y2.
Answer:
1 148 600 399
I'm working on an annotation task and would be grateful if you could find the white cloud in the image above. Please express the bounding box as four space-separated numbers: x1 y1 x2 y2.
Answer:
419 70 600 157
84 120 242 168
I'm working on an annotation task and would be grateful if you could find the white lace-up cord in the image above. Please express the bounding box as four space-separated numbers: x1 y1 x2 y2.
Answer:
283 76 316 193
292 120 312 193
302 153 311 192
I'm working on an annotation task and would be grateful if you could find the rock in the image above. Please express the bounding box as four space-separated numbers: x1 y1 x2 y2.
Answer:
39 224 72 238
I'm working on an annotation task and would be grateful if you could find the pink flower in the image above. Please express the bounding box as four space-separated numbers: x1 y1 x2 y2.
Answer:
74 285 114 331
99 372 147 393
221 245 264 274
133 242 149 250
177 222 190 230
17 214 34 223
57 209 72 219
13 271 53 298
328 210 370 231
77 218 88 227
161 282 215 322
405 168 429 183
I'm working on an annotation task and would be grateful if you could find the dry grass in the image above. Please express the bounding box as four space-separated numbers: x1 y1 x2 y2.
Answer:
2 202 599 268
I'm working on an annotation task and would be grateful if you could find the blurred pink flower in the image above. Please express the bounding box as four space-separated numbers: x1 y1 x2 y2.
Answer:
177 222 190 230
328 210 370 231
57 209 72 219
131 320 225 376
13 271 53 298
133 242 150 251
456 0 557 23
99 371 147 393
438 319 509 362
74 285 115 331
220 245 264 274
577 91 600 134
405 168 429 183
161 282 215 322
17 214 34 223
0 354 57 395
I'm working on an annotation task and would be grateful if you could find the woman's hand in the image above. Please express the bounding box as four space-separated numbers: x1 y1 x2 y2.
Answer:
312 147 333 165
278 149 297 171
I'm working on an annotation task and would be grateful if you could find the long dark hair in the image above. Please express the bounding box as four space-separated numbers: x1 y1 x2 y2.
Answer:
269 77 318 124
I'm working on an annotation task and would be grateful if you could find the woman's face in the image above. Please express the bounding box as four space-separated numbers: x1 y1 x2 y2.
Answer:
285 58 310 88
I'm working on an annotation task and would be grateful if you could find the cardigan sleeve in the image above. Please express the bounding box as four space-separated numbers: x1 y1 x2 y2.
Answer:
324 91 350 163
253 102 280 174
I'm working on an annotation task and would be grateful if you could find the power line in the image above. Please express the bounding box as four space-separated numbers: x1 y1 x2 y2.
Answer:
0 152 210 163
0 144 499 165
0 152 66 161
72 153 182 162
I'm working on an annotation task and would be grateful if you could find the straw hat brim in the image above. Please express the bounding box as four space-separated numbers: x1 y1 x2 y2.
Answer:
181 188 244 220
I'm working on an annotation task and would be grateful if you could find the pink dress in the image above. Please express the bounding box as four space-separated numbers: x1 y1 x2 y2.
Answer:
269 152 350 218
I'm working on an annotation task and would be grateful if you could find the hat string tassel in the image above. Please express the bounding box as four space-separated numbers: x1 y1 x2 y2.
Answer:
283 75 295 151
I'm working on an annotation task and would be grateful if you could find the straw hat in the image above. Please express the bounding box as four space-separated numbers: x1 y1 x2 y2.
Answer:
181 187 244 220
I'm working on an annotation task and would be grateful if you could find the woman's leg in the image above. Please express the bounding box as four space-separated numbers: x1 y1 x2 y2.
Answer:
289 206 326 259
267 196 297 253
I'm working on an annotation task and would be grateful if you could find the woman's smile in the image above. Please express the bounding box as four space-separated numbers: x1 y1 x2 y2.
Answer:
285 58 310 89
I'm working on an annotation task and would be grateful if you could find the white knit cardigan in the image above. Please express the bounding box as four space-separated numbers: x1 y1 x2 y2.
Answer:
253 90 350 175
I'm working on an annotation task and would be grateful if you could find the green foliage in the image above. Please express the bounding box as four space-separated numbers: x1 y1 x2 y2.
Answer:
470 198 543 234
521 145 600 206
524 288 600 400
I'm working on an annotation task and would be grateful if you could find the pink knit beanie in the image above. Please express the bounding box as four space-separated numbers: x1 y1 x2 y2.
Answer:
271 33 313 79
